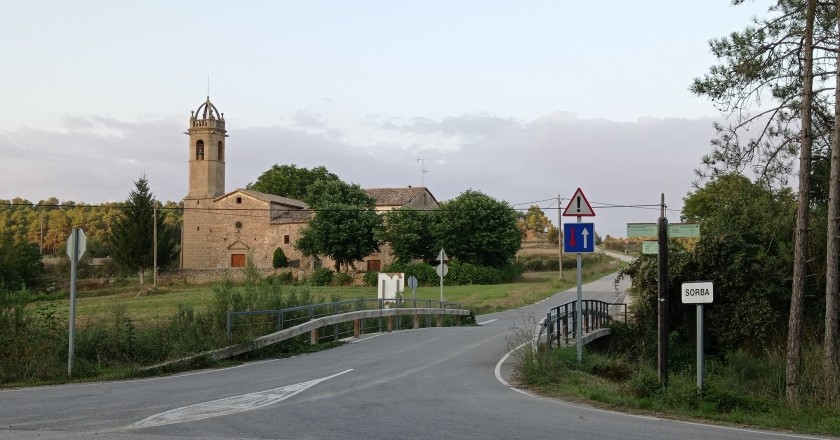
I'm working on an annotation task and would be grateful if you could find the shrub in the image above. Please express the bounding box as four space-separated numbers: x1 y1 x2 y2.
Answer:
309 268 333 286
272 248 288 268
363 271 378 287
625 367 662 399
268 271 296 285
333 272 353 286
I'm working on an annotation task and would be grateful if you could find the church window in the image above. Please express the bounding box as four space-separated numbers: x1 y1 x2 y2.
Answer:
236 197 242 204
284 235 290 244
235 221 243 230
196 140 205 160
218 141 224 161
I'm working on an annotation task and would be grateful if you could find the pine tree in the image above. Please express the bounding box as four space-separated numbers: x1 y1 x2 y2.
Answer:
109 176 177 283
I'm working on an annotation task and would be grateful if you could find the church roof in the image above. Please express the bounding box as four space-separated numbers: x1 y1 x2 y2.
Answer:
193 97 224 121
364 187 437 207
235 189 308 209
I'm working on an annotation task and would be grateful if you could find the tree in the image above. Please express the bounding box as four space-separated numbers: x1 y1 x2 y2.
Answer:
272 247 288 268
435 190 521 267
295 180 382 272
518 205 553 240
247 164 340 201
823 0 840 405
109 176 178 283
691 0 831 404
785 0 817 404
621 174 795 357
0 234 43 289
381 207 437 263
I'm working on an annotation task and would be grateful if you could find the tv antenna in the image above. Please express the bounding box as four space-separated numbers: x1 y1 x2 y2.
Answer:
417 158 433 187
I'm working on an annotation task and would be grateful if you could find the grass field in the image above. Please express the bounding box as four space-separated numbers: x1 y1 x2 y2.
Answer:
36 254 625 328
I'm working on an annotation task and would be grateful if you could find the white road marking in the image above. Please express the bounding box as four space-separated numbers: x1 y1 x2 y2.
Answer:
130 369 353 429
478 319 497 325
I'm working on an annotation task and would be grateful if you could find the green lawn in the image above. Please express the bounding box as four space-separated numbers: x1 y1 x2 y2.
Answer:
41 257 625 328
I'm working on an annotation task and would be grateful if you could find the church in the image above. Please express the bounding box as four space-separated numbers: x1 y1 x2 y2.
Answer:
179 97 439 272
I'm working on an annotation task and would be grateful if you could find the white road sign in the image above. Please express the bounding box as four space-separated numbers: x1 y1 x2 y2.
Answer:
681 281 714 304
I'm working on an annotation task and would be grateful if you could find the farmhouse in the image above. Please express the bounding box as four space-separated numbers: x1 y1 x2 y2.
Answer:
179 97 438 272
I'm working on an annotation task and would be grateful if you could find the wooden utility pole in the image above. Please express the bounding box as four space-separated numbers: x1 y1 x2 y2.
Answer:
558 193 563 279
153 204 158 287
658 193 669 385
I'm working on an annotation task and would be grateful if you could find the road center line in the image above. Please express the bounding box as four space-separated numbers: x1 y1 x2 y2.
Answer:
478 319 497 325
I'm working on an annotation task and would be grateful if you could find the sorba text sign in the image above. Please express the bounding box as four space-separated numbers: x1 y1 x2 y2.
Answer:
681 281 713 304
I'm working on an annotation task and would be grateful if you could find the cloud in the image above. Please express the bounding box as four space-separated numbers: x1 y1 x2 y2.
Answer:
0 111 720 236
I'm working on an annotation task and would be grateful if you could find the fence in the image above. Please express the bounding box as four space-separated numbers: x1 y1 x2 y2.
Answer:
537 300 627 350
227 298 467 343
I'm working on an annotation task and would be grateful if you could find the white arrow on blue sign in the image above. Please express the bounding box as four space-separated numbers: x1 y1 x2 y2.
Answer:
563 223 595 253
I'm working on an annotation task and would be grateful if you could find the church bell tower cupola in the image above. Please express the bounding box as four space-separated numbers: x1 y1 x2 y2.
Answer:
186 97 227 199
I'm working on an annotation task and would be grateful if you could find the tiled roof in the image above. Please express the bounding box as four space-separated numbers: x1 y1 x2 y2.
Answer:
364 187 433 207
216 189 308 209
270 208 313 225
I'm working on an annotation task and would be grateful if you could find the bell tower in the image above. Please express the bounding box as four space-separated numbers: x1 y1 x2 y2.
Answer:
181 97 227 269
186 97 227 199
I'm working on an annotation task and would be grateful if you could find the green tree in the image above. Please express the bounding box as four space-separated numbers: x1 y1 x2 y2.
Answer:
109 176 178 283
295 180 382 272
435 190 521 267
272 247 288 268
621 174 795 357
247 164 340 201
0 234 43 289
381 207 437 263
691 0 834 404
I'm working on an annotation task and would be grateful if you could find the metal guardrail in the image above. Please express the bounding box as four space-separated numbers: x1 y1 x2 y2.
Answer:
227 298 464 341
537 300 627 350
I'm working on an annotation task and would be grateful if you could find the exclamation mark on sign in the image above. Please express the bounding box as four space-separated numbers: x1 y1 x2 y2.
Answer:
576 197 581 213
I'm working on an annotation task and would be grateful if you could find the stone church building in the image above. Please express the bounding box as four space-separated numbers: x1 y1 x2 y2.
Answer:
179 97 438 273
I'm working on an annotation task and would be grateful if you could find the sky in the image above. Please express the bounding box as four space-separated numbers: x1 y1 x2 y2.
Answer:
0 1 773 238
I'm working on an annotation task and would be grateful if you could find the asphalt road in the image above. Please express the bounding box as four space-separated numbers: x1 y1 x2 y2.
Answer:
0 273 831 440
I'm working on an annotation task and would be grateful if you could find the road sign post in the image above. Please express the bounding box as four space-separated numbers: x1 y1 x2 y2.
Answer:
407 276 419 302
436 249 448 305
66 228 87 376
563 188 595 364
682 281 713 391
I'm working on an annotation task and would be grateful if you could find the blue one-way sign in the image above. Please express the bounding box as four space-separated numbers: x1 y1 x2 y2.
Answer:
564 223 595 253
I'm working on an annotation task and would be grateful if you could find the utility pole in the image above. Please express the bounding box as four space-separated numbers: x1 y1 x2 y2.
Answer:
657 193 669 385
558 194 563 279
418 158 432 187
153 204 158 287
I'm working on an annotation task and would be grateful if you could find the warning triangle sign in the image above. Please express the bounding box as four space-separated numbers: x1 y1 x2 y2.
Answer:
563 188 595 217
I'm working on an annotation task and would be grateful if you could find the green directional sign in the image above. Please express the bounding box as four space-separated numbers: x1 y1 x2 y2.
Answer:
627 223 657 238
668 223 700 238
642 241 658 255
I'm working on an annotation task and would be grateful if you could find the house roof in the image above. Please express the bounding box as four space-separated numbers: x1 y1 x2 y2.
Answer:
364 187 437 207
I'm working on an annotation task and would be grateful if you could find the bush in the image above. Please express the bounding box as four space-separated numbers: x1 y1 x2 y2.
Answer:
309 268 333 286
333 272 353 286
267 271 296 285
363 271 378 286
382 261 520 286
625 367 662 399
272 248 288 268
383 262 438 286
